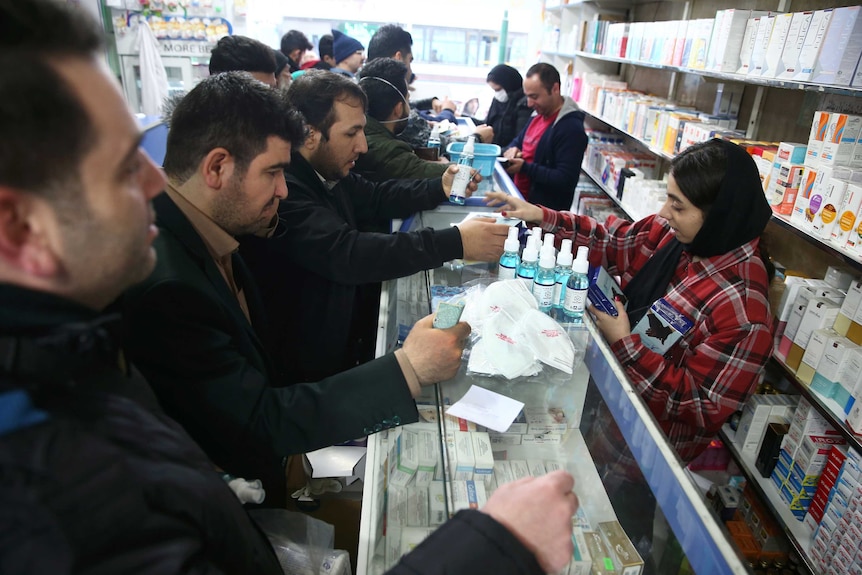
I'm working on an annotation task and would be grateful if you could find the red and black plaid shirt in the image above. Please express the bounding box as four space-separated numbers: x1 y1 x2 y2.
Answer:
541 207 774 462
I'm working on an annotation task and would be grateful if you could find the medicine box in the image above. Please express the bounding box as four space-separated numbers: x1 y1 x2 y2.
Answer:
568 527 593 575
471 432 494 487
493 460 515 487
452 431 475 481
427 481 448 525
820 115 862 167
509 459 531 481
791 166 820 225
748 13 778 77
834 186 862 251
759 12 793 78
805 112 831 168
414 430 438 488
583 530 616 575
736 17 762 74
450 479 487 512
405 486 429 527
797 327 836 385
795 9 835 82
776 11 815 79
524 407 568 433
810 333 854 398
389 429 419 487
810 6 862 87
599 521 644 575
810 176 849 240
786 297 841 370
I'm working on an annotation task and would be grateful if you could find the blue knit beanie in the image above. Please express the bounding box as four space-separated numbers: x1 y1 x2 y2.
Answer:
332 29 364 64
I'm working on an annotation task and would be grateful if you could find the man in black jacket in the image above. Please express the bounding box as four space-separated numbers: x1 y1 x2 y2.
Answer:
0 2 579 574
240 70 510 384
122 72 469 507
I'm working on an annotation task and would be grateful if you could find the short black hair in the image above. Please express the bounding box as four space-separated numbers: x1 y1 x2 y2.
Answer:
367 24 413 61
358 58 409 121
318 34 333 59
526 63 560 94
0 0 102 199
280 30 313 55
164 72 305 183
286 70 367 141
209 35 276 75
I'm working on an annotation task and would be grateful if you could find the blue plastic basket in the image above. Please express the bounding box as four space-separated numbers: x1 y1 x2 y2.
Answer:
446 141 501 177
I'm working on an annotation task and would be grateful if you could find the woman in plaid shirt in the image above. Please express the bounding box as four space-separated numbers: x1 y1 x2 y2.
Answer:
486 139 775 463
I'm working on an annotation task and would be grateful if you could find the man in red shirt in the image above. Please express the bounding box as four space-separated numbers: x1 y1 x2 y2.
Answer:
503 63 587 211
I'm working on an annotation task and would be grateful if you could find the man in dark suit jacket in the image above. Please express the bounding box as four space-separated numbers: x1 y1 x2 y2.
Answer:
121 73 470 507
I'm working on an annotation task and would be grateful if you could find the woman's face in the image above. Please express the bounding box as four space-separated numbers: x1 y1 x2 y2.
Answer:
488 80 503 92
658 173 705 244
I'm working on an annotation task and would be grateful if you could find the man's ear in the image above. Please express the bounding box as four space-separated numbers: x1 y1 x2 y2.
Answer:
201 148 234 190
304 127 322 152
0 187 60 278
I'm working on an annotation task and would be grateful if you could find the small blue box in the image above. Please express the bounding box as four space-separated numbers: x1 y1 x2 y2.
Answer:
446 142 502 177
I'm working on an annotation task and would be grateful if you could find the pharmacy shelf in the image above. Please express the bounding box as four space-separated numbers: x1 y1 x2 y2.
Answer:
580 166 644 221
582 108 675 161
571 50 862 96
766 214 862 272
720 425 816 575
771 355 862 454
581 109 862 273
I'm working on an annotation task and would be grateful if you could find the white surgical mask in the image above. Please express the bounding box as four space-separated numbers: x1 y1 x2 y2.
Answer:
493 88 509 103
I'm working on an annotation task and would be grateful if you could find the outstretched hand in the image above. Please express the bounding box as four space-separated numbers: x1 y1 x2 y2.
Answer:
484 191 543 224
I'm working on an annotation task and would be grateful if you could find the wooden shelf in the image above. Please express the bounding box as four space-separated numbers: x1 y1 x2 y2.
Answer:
720 426 817 575
571 50 862 96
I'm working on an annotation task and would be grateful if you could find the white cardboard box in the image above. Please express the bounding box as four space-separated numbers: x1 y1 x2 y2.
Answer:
760 11 793 77
810 6 862 86
794 9 835 81
776 11 815 79
749 13 780 76
736 17 762 74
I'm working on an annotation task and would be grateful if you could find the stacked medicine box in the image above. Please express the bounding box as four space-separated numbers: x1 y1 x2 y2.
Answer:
790 110 862 251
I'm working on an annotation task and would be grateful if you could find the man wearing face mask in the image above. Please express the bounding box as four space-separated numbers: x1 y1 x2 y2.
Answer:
240 70 510 384
353 58 451 181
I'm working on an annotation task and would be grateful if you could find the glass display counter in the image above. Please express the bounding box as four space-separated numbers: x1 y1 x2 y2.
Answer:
357 166 750 575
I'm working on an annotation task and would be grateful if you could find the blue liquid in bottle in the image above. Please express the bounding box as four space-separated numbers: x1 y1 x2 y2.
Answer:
563 247 590 323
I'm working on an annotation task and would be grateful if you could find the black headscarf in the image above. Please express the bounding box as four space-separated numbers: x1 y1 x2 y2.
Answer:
622 139 772 325
486 64 523 95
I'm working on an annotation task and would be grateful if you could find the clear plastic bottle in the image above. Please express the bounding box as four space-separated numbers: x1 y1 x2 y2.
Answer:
497 227 521 280
563 246 590 323
449 135 475 205
552 241 574 314
532 246 557 313
516 238 539 286
426 124 441 155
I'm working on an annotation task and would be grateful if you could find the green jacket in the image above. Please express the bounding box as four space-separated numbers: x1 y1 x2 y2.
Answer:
354 115 450 181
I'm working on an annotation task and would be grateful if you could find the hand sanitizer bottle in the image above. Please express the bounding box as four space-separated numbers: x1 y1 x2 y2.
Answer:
498 227 521 280
516 237 539 286
563 246 590 323
532 245 557 313
552 242 573 315
427 124 441 154
449 135 475 205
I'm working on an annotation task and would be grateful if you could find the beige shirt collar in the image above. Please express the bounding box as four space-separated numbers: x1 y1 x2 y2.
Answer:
164 183 238 260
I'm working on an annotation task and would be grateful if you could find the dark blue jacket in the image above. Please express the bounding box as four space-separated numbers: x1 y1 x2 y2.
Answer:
507 96 587 211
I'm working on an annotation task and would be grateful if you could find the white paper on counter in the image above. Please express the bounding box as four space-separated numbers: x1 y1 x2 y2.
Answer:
445 385 525 433
305 445 366 478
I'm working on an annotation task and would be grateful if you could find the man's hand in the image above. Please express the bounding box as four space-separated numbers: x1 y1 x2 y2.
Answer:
401 315 470 385
505 157 525 175
474 125 494 144
503 147 522 160
482 470 579 574
432 96 457 114
456 217 508 261
442 164 481 198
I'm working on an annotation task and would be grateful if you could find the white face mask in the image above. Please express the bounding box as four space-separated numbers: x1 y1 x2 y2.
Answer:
493 88 509 103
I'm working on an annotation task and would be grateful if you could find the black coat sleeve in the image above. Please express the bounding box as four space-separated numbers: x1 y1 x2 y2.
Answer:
385 510 545 575
125 278 419 458
275 178 463 285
